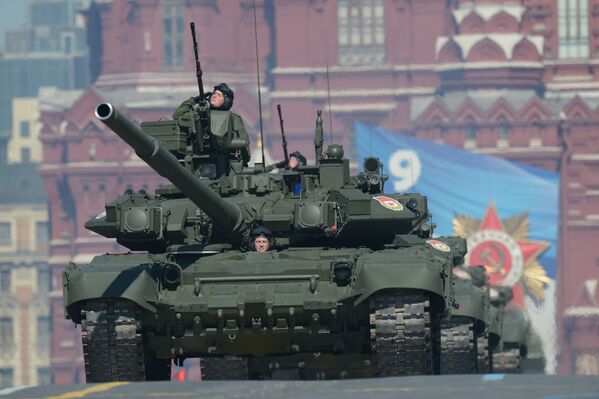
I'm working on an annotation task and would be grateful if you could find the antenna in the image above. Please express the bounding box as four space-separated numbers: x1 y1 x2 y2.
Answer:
326 65 333 144
253 0 265 165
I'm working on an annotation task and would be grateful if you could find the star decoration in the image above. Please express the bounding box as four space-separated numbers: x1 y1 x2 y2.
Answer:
453 203 551 306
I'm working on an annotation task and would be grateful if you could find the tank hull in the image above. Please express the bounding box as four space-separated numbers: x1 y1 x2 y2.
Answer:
64 245 453 379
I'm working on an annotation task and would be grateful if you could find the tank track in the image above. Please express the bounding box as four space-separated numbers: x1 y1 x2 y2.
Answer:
201 357 249 380
370 292 434 376
81 300 146 382
493 348 521 373
477 335 492 373
440 319 476 374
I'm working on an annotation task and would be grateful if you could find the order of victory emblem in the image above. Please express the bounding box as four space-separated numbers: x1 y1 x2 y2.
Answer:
454 203 550 305
373 196 404 211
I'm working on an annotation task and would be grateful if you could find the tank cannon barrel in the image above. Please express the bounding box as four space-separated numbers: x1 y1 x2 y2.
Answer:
95 103 243 233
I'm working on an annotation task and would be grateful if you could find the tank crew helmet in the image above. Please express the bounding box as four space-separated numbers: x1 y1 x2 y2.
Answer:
249 226 275 251
210 83 234 111
289 151 307 168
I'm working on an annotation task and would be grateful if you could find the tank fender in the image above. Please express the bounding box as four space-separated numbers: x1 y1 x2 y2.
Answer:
452 293 486 323
63 255 158 322
352 259 447 306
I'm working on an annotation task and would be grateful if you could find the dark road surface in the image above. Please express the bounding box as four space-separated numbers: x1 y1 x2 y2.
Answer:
1 375 599 399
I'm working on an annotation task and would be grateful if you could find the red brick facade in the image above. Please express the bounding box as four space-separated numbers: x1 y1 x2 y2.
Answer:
41 0 599 381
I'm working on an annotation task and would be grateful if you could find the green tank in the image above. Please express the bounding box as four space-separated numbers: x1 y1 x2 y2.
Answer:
493 305 545 374
439 265 489 374
487 285 513 373
62 102 467 382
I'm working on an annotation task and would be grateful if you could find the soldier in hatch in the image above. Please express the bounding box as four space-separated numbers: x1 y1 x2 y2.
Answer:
249 226 275 253
172 83 251 166
172 82 235 119
267 150 307 172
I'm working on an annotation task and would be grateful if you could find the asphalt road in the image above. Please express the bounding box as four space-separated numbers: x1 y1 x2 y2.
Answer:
1 375 599 399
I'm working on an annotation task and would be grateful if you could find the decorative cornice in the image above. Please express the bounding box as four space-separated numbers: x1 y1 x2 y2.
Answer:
436 34 544 60
452 3 526 25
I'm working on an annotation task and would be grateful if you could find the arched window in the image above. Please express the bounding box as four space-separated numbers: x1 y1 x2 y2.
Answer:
338 0 385 66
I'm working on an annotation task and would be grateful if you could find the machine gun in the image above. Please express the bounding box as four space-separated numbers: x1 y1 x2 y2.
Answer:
190 22 205 102
189 22 210 142
276 104 289 164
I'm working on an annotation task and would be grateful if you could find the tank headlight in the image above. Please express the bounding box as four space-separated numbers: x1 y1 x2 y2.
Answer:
368 174 381 186
356 174 367 186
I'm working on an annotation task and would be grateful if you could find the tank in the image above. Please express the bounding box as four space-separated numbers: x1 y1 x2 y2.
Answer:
62 102 467 382
439 265 489 374
493 305 545 374
487 285 513 373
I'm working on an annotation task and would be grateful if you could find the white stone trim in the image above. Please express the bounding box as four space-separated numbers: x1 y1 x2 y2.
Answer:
435 61 542 71
95 72 260 87
328 103 396 113
568 220 599 227
269 87 435 99
572 154 599 161
564 306 599 317
552 75 594 82
546 81 599 90
271 64 437 75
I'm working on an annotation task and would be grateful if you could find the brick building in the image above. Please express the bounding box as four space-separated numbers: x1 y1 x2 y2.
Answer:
39 0 599 381
0 164 50 388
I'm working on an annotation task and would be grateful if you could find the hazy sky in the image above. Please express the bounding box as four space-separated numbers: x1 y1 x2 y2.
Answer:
0 1 29 50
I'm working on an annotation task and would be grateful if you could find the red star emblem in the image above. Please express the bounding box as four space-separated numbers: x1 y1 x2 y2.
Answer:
454 203 551 307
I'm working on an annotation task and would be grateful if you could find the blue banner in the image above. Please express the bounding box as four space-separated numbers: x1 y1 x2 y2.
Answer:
354 122 558 279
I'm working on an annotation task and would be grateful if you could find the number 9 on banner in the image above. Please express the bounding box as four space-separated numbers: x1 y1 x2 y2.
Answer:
388 149 421 192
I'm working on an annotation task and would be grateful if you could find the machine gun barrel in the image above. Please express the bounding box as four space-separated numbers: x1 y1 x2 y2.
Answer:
277 104 289 163
190 22 205 101
95 103 243 233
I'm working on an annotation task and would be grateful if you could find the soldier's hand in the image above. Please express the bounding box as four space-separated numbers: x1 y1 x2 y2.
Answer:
194 92 211 104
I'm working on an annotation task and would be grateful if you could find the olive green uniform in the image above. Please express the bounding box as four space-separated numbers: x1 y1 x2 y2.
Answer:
172 97 251 164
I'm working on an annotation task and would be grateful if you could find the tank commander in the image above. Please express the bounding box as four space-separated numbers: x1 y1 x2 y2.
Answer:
249 226 274 253
172 83 235 120
267 150 306 172
172 83 251 165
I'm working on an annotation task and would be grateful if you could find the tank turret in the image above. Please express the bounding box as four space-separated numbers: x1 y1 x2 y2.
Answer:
94 103 244 234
